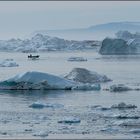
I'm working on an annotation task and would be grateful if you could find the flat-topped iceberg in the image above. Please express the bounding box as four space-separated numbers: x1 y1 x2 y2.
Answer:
65 68 111 84
0 71 101 90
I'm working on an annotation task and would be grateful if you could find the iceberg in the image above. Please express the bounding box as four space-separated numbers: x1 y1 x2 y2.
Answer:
0 71 75 90
100 31 140 55
0 71 101 90
99 38 135 55
29 102 64 109
130 129 140 134
110 84 132 92
67 57 87 62
0 59 19 67
115 115 140 120
72 83 101 90
29 102 46 109
0 34 100 52
33 131 48 137
65 68 111 84
58 116 81 124
111 102 137 109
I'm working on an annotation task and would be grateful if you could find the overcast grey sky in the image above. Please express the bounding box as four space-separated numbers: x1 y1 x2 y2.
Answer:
0 1 140 39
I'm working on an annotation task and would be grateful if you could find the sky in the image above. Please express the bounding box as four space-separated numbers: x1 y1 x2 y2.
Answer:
0 1 140 39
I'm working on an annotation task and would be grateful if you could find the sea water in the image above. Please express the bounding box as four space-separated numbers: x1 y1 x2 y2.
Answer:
0 51 140 138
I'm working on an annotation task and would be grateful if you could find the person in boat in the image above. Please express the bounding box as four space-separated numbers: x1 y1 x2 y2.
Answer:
28 54 40 59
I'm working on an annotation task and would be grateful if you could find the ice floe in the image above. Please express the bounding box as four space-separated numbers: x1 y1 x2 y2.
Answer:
29 102 64 109
33 131 48 137
110 84 132 92
72 83 101 90
65 68 111 84
115 115 140 120
67 57 87 62
111 102 137 109
91 102 137 111
130 129 140 134
0 59 19 67
58 116 81 124
0 71 101 90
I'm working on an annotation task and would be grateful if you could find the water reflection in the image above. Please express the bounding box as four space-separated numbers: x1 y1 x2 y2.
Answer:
0 90 73 101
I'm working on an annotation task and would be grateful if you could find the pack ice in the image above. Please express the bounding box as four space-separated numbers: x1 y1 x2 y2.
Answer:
0 71 101 90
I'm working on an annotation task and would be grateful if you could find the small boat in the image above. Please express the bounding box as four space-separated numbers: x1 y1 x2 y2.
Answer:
28 54 40 59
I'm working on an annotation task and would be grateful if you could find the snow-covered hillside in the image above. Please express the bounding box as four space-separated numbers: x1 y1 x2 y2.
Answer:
0 34 100 53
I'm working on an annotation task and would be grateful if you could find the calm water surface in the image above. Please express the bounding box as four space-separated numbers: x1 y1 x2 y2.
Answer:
0 51 140 138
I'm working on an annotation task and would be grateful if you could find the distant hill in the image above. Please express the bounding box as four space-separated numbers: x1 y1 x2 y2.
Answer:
33 22 140 40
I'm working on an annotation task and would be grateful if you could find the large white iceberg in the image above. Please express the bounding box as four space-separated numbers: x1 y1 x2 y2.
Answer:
65 68 111 84
0 71 101 90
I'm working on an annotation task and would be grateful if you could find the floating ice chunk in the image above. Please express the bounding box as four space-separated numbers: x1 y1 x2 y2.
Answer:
120 121 140 127
100 128 119 133
0 59 19 67
116 115 140 120
45 103 64 108
29 102 64 109
67 57 87 62
111 102 137 109
65 68 111 84
110 84 132 92
58 116 81 124
72 83 101 90
5 59 14 61
0 132 7 135
29 102 46 109
130 129 140 134
33 131 48 137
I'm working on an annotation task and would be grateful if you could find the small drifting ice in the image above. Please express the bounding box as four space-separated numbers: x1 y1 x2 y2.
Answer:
72 83 101 90
58 116 81 124
29 102 64 109
33 131 48 137
67 57 87 62
91 102 137 111
111 102 137 109
110 84 132 92
129 129 140 134
0 71 101 90
29 102 46 109
115 115 140 120
0 59 19 67
65 68 111 84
